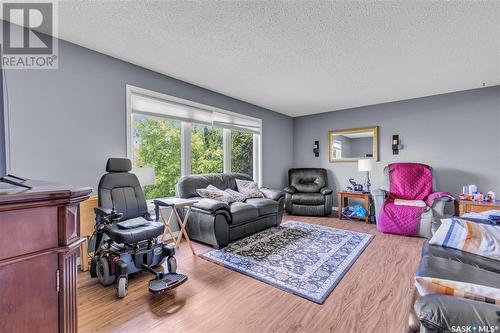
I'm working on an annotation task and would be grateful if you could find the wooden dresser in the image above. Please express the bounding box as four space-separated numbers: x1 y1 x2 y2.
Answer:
0 180 91 333
457 200 500 216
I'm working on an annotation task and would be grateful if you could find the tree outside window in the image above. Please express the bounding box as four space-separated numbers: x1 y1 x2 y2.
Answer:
231 130 253 176
191 124 223 174
133 114 181 199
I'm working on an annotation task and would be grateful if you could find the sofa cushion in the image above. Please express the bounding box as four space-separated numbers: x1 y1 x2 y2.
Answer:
229 202 259 225
246 198 279 215
291 193 325 205
192 197 230 213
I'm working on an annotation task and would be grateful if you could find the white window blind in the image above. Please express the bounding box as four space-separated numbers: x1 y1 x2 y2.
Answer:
131 93 261 134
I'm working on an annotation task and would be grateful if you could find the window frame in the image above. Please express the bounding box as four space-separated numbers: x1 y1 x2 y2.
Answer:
126 85 262 185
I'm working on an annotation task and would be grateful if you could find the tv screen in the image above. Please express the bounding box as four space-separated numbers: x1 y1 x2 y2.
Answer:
0 62 6 178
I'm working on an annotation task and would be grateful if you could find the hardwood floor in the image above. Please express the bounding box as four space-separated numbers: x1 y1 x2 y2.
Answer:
78 215 424 333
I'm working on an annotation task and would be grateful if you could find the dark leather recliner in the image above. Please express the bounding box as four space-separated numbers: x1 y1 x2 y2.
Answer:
284 168 333 216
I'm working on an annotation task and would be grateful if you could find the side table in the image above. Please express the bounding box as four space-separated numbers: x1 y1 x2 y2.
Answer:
337 191 371 223
457 200 500 216
154 197 198 255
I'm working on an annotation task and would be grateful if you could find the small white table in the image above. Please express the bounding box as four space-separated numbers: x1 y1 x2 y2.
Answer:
154 197 198 255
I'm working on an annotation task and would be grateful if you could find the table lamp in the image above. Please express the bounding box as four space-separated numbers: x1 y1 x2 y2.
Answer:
132 166 156 188
358 159 374 192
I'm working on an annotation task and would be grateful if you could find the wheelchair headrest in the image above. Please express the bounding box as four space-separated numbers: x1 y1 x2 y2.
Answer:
106 158 132 173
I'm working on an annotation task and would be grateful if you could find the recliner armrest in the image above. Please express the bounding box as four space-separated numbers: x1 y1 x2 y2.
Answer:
260 187 285 201
415 294 500 331
94 207 113 217
320 187 333 195
193 198 230 213
284 186 296 194
370 188 387 198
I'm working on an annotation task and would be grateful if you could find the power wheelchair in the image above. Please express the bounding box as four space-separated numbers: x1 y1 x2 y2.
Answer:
89 158 187 298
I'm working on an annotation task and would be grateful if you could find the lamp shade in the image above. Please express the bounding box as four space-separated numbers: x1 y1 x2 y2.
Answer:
358 159 374 172
132 167 156 187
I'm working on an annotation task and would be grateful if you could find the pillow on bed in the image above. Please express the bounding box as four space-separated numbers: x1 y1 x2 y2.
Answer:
196 185 235 204
235 179 264 198
429 217 500 261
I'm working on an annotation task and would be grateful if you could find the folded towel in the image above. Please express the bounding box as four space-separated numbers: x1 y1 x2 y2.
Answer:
394 199 427 207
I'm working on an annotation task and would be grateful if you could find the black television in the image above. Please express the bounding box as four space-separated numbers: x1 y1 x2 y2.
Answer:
0 58 31 189
0 58 8 178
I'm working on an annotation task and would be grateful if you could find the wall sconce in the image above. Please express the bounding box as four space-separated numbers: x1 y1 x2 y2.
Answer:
392 135 403 155
313 140 320 157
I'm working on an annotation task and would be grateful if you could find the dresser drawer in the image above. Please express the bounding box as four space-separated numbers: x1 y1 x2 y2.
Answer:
0 206 59 260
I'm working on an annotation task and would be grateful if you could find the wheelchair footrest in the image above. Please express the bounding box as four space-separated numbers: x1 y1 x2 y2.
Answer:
148 273 187 294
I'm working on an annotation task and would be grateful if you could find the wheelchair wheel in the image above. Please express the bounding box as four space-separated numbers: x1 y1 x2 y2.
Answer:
167 256 177 274
90 257 97 278
116 276 128 298
96 257 115 286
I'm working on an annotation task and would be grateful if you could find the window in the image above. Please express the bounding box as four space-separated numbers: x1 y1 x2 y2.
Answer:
127 85 262 198
231 130 253 175
132 114 181 199
191 124 223 174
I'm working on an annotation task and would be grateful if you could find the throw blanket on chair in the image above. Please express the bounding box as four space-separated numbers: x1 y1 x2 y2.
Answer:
377 163 452 236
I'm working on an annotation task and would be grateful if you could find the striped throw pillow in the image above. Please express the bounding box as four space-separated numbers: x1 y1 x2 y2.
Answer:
429 217 500 261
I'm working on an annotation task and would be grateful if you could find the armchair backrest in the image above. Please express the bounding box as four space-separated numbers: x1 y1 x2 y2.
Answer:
97 158 148 221
383 163 437 193
176 173 253 198
288 168 327 193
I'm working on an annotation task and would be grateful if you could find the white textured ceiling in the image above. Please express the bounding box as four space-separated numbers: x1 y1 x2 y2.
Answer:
55 1 500 116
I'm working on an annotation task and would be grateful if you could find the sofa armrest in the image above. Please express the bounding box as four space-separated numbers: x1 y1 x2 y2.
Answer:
284 186 296 194
260 187 285 201
415 294 500 332
320 187 333 195
192 198 230 213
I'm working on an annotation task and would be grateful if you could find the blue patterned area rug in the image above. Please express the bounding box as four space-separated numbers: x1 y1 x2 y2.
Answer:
200 221 373 304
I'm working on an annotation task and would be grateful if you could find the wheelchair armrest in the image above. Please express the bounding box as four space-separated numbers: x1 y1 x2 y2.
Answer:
94 207 113 217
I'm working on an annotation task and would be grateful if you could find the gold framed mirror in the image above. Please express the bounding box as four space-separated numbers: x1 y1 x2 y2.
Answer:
328 126 378 162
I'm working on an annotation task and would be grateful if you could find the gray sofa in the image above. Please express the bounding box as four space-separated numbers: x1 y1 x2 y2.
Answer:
284 168 333 216
371 165 452 237
175 173 284 248
407 218 500 333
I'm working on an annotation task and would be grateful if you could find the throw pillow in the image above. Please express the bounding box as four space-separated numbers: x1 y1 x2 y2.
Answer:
225 188 248 202
235 179 264 198
429 217 500 261
196 185 235 204
415 275 500 305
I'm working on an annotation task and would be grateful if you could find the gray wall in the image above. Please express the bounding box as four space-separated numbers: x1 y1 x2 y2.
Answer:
5 37 294 191
294 86 500 208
